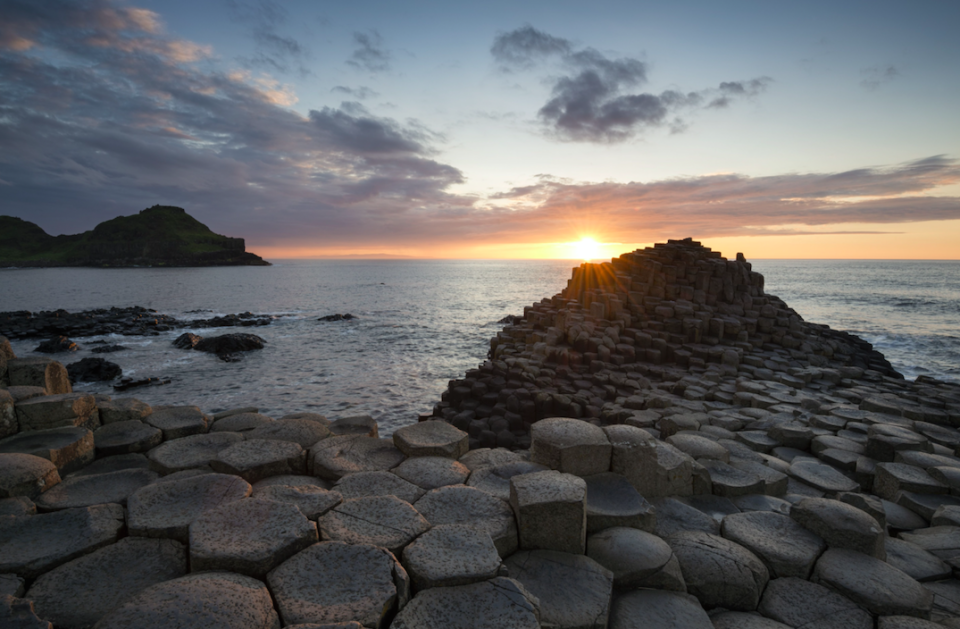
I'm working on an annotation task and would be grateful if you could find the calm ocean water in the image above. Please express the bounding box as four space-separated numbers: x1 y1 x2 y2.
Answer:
2 258 957 434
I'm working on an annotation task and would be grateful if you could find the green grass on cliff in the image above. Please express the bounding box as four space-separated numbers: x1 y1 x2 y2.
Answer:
0 205 253 264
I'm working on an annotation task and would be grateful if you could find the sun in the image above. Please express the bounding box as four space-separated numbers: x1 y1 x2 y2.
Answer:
572 237 602 261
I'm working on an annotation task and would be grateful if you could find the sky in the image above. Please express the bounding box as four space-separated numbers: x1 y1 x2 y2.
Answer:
1 0 959 260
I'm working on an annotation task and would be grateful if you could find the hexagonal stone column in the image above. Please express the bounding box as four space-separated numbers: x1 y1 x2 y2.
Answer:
189 498 318 577
210 438 306 482
94 420 162 456
401 524 501 590
319 495 429 554
95 571 279 629
604 424 706 497
0 427 94 475
875 462 948 500
669 530 770 611
252 484 342 520
310 436 406 480
391 577 539 629
35 468 158 511
25 537 186 629
7 357 71 394
0 504 125 578
335 470 425 504
144 406 210 440
587 527 685 591
505 550 613 629
415 485 518 557
147 432 243 474
244 417 331 448
790 497 886 559
267 541 409 628
510 469 586 554
720 510 826 579
15 393 96 431
609 590 713 629
530 417 611 476
127 472 251 542
758 576 872 629
466 461 548 502
393 420 468 458
392 456 469 490
583 472 656 533
0 453 60 499
98 398 152 424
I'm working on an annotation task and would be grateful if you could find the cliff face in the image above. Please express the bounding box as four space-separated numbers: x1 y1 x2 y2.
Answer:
0 206 270 267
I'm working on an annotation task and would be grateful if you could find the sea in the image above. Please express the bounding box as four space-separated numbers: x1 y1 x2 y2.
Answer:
2 259 958 436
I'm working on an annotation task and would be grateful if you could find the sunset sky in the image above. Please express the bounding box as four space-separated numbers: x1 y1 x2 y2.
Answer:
2 0 959 259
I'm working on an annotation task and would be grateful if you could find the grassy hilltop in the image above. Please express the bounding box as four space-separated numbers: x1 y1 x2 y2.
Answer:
0 205 270 267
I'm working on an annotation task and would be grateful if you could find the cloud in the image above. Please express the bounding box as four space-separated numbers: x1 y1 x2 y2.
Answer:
492 25 771 143
347 30 391 73
227 0 310 76
331 85 379 100
860 64 900 91
490 24 572 69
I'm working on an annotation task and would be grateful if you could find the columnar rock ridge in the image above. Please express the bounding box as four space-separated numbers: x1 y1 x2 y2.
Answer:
434 238 903 451
4 240 960 627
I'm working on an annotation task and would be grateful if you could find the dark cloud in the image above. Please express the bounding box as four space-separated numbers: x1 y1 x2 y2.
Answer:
347 30 391 73
331 85 379 100
227 0 310 76
493 25 771 143
490 24 572 69
861 64 900 91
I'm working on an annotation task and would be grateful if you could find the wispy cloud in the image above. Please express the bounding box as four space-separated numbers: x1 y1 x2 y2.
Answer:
347 30 391 73
227 0 310 76
492 25 771 143
331 85 380 100
860 64 900 91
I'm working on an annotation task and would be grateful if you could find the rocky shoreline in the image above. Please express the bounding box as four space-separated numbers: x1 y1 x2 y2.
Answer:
2 239 960 628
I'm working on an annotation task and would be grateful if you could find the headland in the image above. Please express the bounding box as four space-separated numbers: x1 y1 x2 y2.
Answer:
2 238 960 628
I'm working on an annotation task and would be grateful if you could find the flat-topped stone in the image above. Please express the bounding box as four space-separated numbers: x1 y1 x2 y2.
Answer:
7 357 71 395
25 537 186 629
97 398 151 424
93 420 162 455
0 453 60 499
668 530 769 611
0 427 94 475
334 470 425 503
877 462 949 498
510 469 586 554
885 498 930 531
267 541 408 628
466 461 548 501
127 472 251 542
244 418 331 449
210 412 273 433
94 571 279 629
210 438 306 482
866 424 932 462
605 425 706 497
900 526 960 569
791 496 886 558
885 536 953 582
788 459 859 494
720 510 826 579
415 485 518 557
652 496 720 537
189 497 318 577
390 577 539 629
728 460 789 495
252 484 342 520
530 417 611 476
34 468 157 510
15 393 95 431
144 406 209 440
583 472 655 533
458 447 523 471
608 590 713 629
504 550 613 629
146 431 243 474
393 420 468 458
319 495 429 554
310 436 406 480
70 452 150 480
730 493 792 515
923 579 960 624
391 456 469 490
328 414 379 438
813 547 934 618
279 410 330 426
878 617 950 629
0 503 125 579
932 504 960 526
666 433 730 462
587 527 684 590
253 474 331 490
897 491 960 521
401 524 501 590
700 459 766 497
758 576 872 629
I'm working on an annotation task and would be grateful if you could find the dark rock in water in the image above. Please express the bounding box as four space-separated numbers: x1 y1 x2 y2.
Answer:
35 336 78 353
498 315 523 325
67 358 122 382
194 333 265 357
91 344 126 354
173 333 202 349
114 376 172 391
319 314 356 322
217 353 243 363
